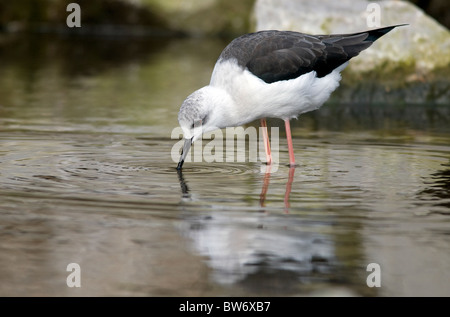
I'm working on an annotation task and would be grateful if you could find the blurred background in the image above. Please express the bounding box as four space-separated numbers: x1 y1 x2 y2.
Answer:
0 0 448 35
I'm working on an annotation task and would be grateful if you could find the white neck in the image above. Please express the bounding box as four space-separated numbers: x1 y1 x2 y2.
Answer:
200 86 245 129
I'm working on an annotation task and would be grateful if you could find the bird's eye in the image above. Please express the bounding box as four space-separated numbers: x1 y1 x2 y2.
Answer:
191 118 205 129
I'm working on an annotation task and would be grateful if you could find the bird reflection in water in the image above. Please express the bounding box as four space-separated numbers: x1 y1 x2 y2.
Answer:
259 165 296 213
177 165 295 211
177 169 190 198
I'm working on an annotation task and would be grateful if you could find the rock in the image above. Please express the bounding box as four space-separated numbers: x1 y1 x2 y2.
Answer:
145 0 255 36
254 0 450 74
254 0 450 103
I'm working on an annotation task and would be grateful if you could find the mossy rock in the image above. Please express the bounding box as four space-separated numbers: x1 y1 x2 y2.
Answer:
255 0 450 78
255 0 450 103
142 0 255 36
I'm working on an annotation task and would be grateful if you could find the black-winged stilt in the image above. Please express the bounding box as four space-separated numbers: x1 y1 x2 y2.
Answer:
176 25 405 170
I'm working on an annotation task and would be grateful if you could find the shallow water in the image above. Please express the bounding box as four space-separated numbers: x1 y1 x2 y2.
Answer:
0 34 449 296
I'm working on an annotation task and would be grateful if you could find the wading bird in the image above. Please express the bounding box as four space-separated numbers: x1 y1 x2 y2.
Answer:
176 25 405 169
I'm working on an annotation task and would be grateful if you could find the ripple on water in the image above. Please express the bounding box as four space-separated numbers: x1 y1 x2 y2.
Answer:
172 163 259 175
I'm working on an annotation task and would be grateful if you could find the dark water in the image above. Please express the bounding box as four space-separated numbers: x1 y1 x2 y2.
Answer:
0 34 449 296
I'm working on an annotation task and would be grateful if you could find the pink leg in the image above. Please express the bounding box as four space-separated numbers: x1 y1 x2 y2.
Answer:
260 118 272 165
284 119 296 167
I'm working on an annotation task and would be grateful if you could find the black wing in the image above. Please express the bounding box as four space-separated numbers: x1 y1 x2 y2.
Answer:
219 25 403 83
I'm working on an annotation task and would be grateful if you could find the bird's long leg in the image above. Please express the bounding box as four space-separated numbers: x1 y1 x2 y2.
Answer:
284 119 296 167
260 118 272 165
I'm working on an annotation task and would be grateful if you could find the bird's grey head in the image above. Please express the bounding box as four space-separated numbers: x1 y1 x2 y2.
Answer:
176 86 223 169
178 87 214 142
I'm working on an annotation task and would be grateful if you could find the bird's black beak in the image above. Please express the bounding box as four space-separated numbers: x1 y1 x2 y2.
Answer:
176 137 193 170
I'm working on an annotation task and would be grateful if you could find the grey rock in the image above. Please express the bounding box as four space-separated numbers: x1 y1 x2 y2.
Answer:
254 0 450 103
254 0 450 73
